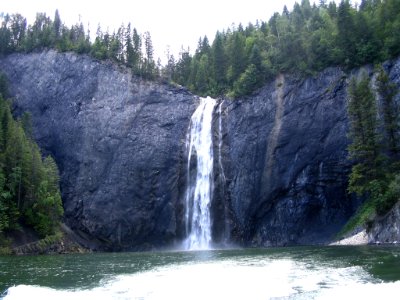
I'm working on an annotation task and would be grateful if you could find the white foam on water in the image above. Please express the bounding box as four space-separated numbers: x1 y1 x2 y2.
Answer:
3 258 400 300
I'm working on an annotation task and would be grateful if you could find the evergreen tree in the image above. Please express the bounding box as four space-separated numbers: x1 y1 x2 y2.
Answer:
227 31 246 84
26 156 63 236
28 13 53 49
319 0 327 8
90 25 108 60
172 47 192 86
0 73 9 99
347 72 381 196
0 172 11 232
232 64 260 97
337 0 357 67
125 23 135 67
301 0 313 20
211 32 227 94
283 5 290 17
53 9 61 41
0 94 63 237
346 69 400 218
9 14 27 51
143 31 155 79
376 66 400 159
327 2 338 18
354 9 380 65
163 47 175 82
0 14 12 54
308 9 337 70
131 28 142 74
194 54 210 95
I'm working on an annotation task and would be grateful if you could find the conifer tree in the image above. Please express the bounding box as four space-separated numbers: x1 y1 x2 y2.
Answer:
376 66 399 159
143 31 155 79
337 0 357 67
132 28 142 74
211 32 227 93
347 72 381 196
53 9 61 41
125 23 134 67
0 93 64 237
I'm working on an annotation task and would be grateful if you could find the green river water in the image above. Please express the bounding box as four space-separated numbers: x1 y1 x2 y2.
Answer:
1 246 399 299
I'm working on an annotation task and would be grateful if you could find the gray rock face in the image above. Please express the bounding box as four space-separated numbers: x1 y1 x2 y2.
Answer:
0 50 197 250
368 202 400 244
214 68 359 246
1 50 398 250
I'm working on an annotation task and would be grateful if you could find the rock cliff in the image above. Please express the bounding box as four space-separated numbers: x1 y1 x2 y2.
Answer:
213 67 359 246
1 50 399 250
0 50 197 250
368 202 400 244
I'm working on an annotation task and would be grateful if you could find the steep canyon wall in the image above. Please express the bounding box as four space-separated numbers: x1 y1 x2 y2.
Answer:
1 51 399 249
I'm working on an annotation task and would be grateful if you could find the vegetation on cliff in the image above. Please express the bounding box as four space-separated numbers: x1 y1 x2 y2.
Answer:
1 1 399 98
0 9 158 79
170 0 400 97
0 74 63 253
344 67 399 234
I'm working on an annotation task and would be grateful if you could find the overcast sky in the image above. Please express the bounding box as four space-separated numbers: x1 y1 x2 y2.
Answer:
3 0 325 62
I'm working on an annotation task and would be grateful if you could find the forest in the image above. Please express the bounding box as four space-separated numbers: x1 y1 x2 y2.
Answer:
1 1 400 97
0 75 63 253
172 0 400 97
0 9 158 79
343 66 400 233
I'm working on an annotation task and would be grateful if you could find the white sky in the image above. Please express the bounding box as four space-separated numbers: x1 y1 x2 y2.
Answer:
2 0 323 63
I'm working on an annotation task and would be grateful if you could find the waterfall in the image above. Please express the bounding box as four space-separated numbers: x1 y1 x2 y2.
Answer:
184 96 216 250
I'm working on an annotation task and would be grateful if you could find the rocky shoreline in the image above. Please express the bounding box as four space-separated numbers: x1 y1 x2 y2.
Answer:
331 202 400 246
330 230 369 246
7 224 89 255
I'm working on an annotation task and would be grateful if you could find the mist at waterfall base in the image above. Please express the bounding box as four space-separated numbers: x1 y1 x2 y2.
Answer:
1 247 400 300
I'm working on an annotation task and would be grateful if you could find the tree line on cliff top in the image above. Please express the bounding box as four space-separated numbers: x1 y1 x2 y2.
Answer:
1 1 400 97
170 0 400 97
0 9 158 79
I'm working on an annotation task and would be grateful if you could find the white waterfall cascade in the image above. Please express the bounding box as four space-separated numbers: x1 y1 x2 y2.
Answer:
184 96 217 250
